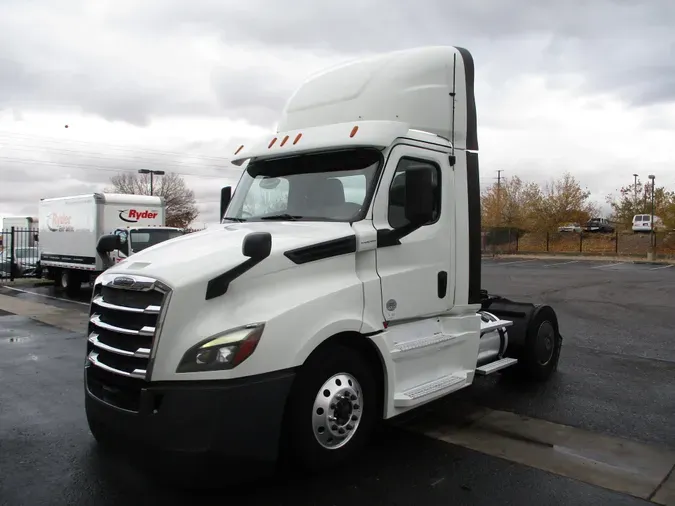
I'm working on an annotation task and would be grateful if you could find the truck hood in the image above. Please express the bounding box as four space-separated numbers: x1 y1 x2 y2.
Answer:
104 221 355 288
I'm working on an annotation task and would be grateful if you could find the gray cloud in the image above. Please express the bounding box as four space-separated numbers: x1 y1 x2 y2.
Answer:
113 0 675 108
0 136 243 222
2 0 673 129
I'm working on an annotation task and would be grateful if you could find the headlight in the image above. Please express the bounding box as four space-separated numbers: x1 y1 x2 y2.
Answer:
176 323 265 373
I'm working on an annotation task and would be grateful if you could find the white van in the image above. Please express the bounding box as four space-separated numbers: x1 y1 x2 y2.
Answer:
632 214 665 233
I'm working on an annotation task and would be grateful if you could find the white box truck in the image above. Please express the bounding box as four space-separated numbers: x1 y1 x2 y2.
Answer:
39 193 183 294
83 46 564 478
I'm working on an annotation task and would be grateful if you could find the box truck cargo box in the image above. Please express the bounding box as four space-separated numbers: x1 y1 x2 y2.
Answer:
39 192 183 294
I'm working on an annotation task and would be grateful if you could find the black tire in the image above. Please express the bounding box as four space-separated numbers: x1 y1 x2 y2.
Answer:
86 415 115 448
280 344 380 471
59 269 81 297
515 305 562 382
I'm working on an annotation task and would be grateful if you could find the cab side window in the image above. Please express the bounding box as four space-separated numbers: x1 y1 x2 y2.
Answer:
388 158 441 229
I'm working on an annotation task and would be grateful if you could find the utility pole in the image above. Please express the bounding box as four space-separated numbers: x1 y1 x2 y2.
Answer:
138 169 165 196
633 173 638 213
495 170 504 257
496 169 504 226
648 174 655 260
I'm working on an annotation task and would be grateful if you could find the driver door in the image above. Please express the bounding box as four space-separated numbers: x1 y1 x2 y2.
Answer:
371 144 455 322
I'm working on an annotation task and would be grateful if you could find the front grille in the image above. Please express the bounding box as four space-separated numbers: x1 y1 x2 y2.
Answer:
85 273 171 411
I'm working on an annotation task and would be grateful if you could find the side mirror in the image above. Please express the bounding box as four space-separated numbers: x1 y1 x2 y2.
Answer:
404 166 435 225
96 234 121 254
220 186 232 221
242 232 272 261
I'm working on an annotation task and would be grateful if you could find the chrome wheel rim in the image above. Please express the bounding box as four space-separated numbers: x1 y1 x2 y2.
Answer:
312 373 363 450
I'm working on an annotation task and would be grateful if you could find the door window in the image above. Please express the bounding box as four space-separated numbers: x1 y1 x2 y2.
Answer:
387 158 441 229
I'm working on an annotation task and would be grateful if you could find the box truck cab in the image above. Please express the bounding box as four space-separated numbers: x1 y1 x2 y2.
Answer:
39 193 183 295
84 46 563 477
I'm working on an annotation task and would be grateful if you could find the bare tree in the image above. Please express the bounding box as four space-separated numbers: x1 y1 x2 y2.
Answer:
106 172 199 228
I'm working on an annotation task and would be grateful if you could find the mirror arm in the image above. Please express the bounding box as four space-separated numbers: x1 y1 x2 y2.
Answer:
205 232 272 300
376 222 423 248
205 256 261 300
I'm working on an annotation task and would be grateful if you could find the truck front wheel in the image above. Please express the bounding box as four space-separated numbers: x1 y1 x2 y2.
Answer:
281 344 380 471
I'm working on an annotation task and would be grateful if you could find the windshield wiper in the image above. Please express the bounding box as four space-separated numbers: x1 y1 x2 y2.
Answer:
222 217 247 222
260 214 305 221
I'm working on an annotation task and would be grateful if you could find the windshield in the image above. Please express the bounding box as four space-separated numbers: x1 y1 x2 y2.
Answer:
224 148 382 222
130 229 183 252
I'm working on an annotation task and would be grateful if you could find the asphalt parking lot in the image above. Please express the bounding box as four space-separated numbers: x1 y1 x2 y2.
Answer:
1 258 674 506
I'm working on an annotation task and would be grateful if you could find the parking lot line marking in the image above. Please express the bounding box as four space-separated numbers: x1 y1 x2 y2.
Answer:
650 264 674 271
0 285 89 306
496 259 537 266
544 260 579 267
590 262 624 269
403 407 675 502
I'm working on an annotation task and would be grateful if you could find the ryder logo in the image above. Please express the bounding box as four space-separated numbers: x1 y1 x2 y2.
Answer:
119 209 159 223
46 213 74 232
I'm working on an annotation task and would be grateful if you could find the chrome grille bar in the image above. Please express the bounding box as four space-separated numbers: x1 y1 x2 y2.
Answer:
90 314 155 336
88 351 146 379
92 295 160 314
88 333 150 358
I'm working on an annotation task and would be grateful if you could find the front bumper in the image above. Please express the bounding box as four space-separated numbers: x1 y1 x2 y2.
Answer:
84 365 296 465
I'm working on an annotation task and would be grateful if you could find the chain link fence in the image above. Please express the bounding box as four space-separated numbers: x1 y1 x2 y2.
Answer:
482 227 675 259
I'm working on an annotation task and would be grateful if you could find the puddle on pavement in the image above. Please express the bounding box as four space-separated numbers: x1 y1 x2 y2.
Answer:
5 336 31 343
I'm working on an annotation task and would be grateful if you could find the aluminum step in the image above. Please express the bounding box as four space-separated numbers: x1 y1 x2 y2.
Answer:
480 318 513 336
475 357 518 376
394 373 467 407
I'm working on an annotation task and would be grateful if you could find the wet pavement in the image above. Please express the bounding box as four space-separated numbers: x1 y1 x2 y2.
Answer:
1 259 674 505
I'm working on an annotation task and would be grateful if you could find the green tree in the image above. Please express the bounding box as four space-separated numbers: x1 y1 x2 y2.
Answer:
606 179 675 230
106 172 199 228
532 172 598 232
481 175 542 230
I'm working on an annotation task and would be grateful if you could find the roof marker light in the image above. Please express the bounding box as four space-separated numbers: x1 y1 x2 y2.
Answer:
293 133 302 145
350 126 359 138
268 137 277 149
280 135 290 147
234 145 244 155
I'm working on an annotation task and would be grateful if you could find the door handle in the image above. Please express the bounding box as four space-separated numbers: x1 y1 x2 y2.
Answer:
437 271 448 298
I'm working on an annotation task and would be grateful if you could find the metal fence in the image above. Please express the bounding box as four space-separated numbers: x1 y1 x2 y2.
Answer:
482 227 675 259
0 227 41 282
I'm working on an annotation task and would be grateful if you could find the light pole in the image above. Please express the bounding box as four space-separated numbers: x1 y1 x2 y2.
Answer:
633 173 638 213
648 174 655 260
138 169 165 195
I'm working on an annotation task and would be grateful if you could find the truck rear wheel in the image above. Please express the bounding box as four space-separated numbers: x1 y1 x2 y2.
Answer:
515 305 562 382
59 269 81 297
281 344 379 471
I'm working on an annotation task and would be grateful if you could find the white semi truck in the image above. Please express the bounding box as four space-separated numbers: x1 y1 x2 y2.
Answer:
83 46 563 476
39 193 183 295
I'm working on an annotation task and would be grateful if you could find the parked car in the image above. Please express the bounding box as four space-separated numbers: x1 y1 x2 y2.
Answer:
0 247 41 278
632 214 666 233
584 218 614 233
558 223 582 233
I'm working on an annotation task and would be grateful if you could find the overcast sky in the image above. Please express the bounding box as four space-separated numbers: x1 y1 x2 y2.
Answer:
1 0 674 225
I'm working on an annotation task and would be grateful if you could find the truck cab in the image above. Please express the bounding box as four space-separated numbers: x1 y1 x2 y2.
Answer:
83 46 562 477
110 226 184 263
